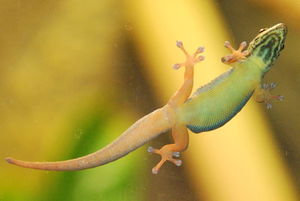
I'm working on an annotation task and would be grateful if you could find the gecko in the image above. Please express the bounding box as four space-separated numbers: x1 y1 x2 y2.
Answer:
5 23 287 174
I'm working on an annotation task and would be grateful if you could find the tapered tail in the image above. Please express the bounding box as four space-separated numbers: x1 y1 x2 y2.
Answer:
5 107 171 171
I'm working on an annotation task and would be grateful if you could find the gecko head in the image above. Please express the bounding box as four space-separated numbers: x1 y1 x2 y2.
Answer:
247 23 287 73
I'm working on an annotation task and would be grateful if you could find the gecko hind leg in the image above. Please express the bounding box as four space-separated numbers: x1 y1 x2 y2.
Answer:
147 124 188 174
147 146 182 174
255 82 284 109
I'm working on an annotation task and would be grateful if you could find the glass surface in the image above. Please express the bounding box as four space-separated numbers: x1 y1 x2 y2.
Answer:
0 1 299 201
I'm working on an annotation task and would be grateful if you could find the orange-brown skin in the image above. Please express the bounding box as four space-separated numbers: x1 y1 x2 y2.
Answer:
149 42 204 174
6 107 171 171
5 41 204 174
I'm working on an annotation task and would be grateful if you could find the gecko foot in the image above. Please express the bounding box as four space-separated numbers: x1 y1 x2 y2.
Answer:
147 146 182 174
221 41 249 64
255 82 284 109
173 40 205 70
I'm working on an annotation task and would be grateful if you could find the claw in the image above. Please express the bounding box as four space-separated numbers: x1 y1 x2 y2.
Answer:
262 83 269 89
196 55 205 62
278 95 284 101
147 146 154 153
238 41 247 51
172 63 182 70
173 152 180 157
176 40 183 48
224 41 233 50
270 82 277 89
194 46 205 55
174 159 182 166
152 167 159 174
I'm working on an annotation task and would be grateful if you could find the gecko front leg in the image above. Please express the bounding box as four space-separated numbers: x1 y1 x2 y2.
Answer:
255 83 284 109
148 41 204 174
221 40 249 64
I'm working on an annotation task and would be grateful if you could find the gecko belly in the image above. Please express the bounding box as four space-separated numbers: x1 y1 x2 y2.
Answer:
185 91 253 133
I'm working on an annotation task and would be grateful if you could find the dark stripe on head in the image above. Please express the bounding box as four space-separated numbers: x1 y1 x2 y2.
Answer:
247 23 287 73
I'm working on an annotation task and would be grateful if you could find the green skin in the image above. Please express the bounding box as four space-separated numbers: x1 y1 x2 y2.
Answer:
179 23 287 133
5 23 287 172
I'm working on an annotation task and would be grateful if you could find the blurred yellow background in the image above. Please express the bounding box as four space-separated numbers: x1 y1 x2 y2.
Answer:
0 0 299 201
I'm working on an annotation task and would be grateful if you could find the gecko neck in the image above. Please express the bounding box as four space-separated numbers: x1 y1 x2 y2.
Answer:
245 55 272 76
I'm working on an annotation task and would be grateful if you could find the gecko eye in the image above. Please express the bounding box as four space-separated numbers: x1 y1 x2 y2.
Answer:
259 28 267 33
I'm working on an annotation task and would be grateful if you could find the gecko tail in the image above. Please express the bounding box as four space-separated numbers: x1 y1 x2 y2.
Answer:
5 157 40 169
5 107 171 171
5 157 17 164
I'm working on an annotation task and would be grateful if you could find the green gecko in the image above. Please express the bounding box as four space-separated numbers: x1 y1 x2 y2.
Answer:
5 23 287 174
